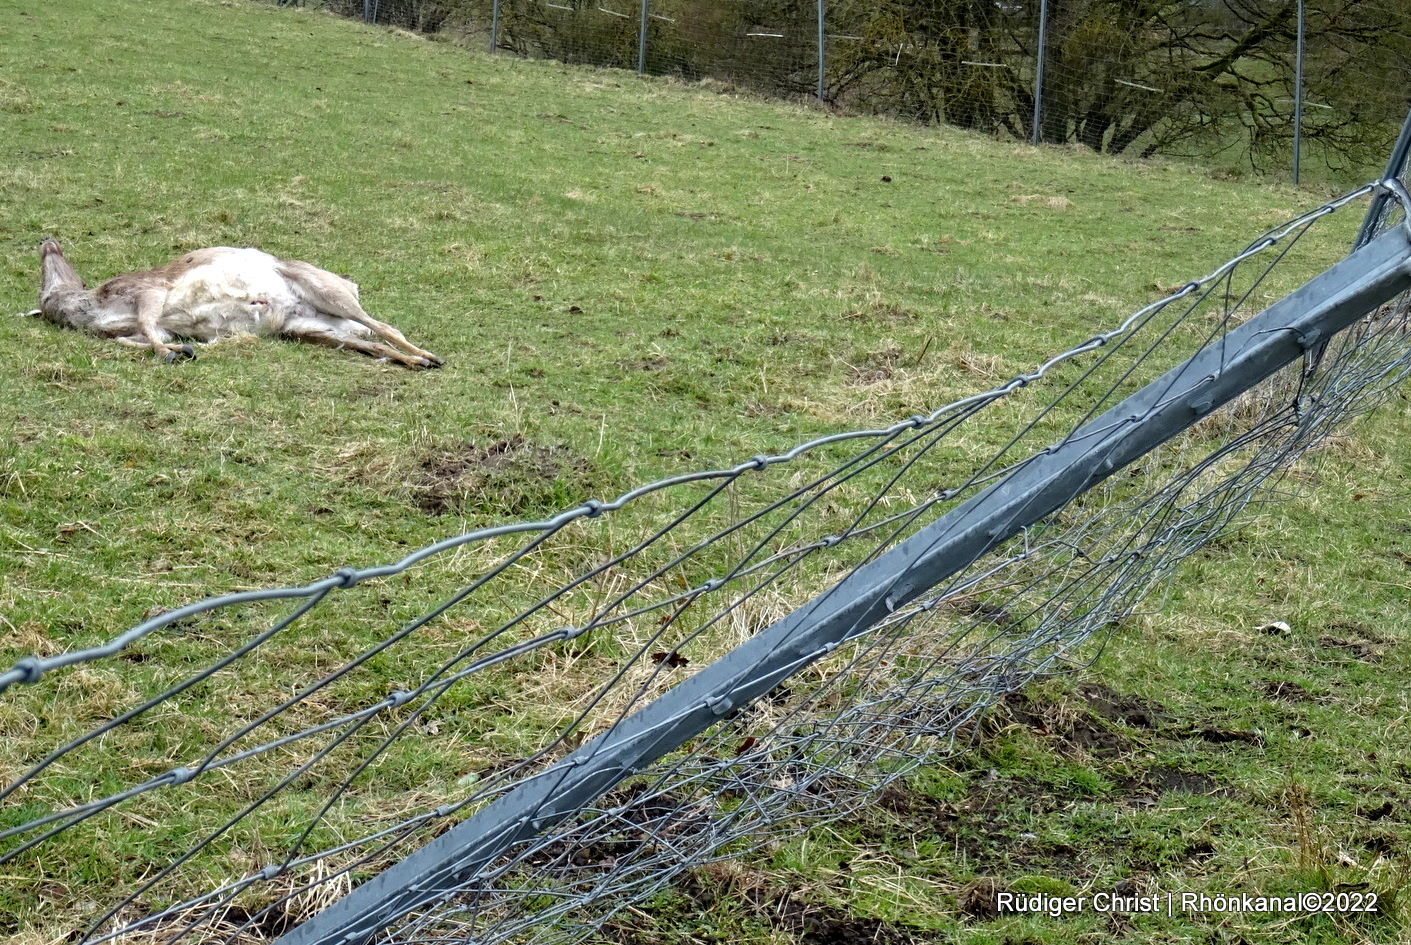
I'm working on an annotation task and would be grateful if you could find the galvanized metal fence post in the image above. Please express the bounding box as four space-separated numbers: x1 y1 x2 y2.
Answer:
1293 0 1305 184
817 0 826 103
490 0 501 54
637 0 648 73
1031 0 1049 145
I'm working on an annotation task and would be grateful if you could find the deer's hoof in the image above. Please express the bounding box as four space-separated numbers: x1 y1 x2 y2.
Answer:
162 344 196 364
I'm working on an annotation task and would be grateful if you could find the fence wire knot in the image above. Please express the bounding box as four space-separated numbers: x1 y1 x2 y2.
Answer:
332 567 361 589
10 657 43 686
166 767 196 787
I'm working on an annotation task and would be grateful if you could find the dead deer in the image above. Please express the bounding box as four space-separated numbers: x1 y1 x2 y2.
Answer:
31 239 443 369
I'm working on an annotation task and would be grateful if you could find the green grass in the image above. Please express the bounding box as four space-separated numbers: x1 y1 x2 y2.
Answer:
2 1 1409 943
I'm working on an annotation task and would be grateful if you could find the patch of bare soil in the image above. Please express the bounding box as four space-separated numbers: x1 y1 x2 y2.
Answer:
606 866 927 944
875 775 1070 871
846 347 905 385
413 434 599 515
1123 765 1226 800
1262 679 1313 702
743 890 920 945
998 684 1158 758
715 876 922 945
1316 635 1385 663
522 783 712 874
1075 683 1171 730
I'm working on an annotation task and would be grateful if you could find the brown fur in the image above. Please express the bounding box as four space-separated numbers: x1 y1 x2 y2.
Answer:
35 239 442 369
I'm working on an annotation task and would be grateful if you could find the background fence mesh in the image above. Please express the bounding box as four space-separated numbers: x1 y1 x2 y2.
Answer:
269 0 1411 177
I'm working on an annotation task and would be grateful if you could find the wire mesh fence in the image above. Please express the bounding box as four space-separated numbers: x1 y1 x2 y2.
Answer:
5 179 1411 944
263 0 1411 180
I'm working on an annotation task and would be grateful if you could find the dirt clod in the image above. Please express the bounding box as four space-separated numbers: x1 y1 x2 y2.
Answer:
1140 766 1224 797
747 888 918 945
1001 689 1131 757
957 876 1006 919
1262 679 1312 702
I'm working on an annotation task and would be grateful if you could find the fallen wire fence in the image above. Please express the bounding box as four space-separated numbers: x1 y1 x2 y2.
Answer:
5 181 1411 944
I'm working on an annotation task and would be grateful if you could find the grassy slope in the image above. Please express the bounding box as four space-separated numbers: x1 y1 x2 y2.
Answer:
0 1 1408 942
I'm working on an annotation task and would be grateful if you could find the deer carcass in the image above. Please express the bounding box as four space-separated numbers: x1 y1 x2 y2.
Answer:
34 239 442 369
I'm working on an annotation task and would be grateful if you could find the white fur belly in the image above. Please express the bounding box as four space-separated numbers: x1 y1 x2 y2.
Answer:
162 249 300 340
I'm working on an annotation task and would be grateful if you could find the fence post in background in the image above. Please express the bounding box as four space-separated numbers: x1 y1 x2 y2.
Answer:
1293 0 1305 184
1031 0 1049 145
490 0 501 54
817 0 826 104
637 0 649 74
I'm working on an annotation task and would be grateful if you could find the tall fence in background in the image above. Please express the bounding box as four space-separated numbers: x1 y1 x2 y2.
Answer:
269 0 1410 182
7 169 1411 944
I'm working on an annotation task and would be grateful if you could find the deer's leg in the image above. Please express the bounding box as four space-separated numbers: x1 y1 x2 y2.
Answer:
276 260 442 367
113 334 195 361
280 315 437 369
132 288 189 360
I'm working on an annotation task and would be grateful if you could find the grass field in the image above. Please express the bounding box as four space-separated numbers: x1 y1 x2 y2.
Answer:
1 0 1409 942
